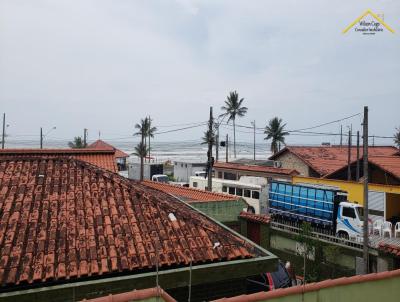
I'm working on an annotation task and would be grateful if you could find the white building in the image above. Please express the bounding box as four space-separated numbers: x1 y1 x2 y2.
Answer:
173 161 207 182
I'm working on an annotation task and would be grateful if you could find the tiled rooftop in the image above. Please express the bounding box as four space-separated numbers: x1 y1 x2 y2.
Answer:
270 146 399 176
368 156 400 181
211 268 400 301
378 242 400 257
142 180 239 203
213 162 299 176
0 157 260 289
239 212 271 225
87 140 129 159
0 149 118 172
81 287 176 302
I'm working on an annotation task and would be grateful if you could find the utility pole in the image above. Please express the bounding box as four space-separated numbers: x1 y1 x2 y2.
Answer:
347 129 352 180
40 127 43 149
1 113 5 149
356 131 360 181
226 134 229 163
83 128 88 147
215 126 219 162
362 106 369 275
340 125 343 147
207 107 213 192
252 120 256 160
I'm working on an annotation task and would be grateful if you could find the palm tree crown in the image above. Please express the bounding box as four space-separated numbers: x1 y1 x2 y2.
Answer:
133 141 148 158
220 91 248 158
264 117 289 154
68 136 84 148
134 118 149 143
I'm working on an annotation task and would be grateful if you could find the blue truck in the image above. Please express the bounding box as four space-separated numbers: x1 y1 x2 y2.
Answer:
268 181 364 240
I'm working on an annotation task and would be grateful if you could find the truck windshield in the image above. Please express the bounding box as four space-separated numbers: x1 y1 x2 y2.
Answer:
155 176 169 183
356 207 364 221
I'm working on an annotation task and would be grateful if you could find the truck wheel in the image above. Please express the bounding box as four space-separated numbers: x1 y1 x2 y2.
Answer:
337 231 349 240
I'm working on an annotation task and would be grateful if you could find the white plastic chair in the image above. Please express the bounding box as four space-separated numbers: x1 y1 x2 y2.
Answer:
382 221 392 238
373 219 383 236
395 222 400 238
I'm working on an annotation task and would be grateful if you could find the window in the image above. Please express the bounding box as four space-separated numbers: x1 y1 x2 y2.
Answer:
218 172 223 178
224 172 237 180
244 189 251 198
193 182 198 188
228 187 235 195
236 188 243 196
222 186 227 193
342 207 356 219
252 191 260 200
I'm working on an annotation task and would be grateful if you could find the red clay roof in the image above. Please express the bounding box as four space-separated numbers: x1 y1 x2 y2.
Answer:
142 180 239 203
213 162 298 176
81 287 176 302
368 156 400 181
270 146 399 176
239 212 271 225
88 140 129 159
0 149 118 172
211 268 400 301
0 157 260 289
378 243 400 257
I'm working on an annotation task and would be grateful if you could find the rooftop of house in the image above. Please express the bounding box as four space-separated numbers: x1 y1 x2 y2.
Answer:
0 148 117 172
269 146 399 176
239 212 271 225
87 140 129 159
211 268 400 302
213 161 299 176
0 156 266 290
142 180 239 203
81 287 176 302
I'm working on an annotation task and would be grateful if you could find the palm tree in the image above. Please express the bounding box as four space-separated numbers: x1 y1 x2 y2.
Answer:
220 91 248 158
147 116 157 160
394 127 400 149
132 141 148 181
264 117 289 154
201 129 215 146
134 118 149 161
68 136 84 148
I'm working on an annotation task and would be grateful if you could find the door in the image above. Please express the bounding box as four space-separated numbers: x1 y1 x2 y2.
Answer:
247 221 260 244
368 191 385 222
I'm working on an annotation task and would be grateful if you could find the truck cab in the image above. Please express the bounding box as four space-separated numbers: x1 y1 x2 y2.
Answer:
336 202 364 240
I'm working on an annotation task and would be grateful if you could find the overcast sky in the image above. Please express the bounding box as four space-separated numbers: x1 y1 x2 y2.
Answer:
0 0 399 146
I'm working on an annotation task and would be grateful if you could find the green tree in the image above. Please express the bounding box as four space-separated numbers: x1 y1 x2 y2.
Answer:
68 136 84 148
201 129 215 146
132 141 148 181
264 117 289 154
220 91 248 158
146 117 157 160
394 127 400 148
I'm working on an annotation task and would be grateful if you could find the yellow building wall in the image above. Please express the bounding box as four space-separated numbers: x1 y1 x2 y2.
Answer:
292 176 400 205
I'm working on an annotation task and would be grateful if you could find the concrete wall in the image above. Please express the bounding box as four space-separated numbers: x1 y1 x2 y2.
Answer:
273 152 311 177
241 273 400 302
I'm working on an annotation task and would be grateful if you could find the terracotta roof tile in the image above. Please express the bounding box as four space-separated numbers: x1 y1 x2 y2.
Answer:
213 161 299 176
0 149 118 172
88 140 129 158
270 146 398 176
81 287 177 302
378 242 400 257
211 268 400 302
239 212 271 224
0 157 262 290
142 180 239 203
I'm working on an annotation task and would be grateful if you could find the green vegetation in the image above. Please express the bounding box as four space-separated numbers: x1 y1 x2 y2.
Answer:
220 91 248 158
68 136 85 148
264 117 289 154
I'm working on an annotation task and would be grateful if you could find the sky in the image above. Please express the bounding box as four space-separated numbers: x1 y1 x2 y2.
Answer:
0 0 399 146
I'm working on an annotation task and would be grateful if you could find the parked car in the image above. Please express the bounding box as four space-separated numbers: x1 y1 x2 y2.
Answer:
246 261 292 293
